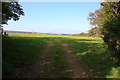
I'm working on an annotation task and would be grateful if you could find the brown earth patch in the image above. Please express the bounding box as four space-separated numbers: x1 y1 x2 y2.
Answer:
55 40 62 43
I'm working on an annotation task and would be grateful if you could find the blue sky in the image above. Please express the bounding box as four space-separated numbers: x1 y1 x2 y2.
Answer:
4 2 101 34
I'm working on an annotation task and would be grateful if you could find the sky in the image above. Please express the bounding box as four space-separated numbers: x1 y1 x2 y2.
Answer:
4 2 101 34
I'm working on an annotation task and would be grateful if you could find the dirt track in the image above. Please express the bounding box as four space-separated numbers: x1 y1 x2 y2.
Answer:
22 41 96 78
22 43 55 78
61 43 94 78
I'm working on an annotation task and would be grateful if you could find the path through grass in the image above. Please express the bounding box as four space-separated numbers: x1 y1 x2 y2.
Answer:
2 33 120 78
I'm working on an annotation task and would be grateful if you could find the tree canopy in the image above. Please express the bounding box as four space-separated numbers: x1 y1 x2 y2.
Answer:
2 2 25 24
87 9 103 27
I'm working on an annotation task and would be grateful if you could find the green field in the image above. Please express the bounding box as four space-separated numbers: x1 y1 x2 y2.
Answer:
2 33 120 78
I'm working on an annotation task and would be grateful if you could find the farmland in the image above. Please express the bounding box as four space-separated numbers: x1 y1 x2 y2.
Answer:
2 33 119 78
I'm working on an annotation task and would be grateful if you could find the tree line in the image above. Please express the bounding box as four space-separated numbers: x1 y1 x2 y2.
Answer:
72 27 101 37
73 1 120 65
88 1 120 65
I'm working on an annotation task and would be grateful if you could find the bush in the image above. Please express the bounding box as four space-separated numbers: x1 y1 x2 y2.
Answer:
100 2 120 65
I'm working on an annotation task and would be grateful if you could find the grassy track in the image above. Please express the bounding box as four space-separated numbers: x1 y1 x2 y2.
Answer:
43 39 69 78
2 33 120 78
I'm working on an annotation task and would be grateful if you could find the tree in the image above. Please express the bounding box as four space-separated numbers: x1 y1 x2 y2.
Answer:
87 9 102 37
0 2 24 35
87 9 103 27
2 2 25 24
88 27 101 36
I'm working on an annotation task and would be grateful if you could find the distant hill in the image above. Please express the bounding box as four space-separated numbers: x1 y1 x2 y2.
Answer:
5 30 40 34
5 30 71 35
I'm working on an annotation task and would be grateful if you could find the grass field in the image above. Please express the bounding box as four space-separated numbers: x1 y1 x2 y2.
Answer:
2 33 120 78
